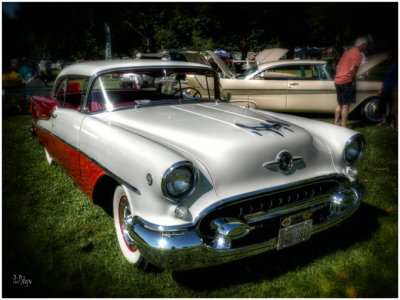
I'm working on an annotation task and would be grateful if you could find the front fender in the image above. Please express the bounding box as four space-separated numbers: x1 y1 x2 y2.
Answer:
255 110 363 178
80 114 219 226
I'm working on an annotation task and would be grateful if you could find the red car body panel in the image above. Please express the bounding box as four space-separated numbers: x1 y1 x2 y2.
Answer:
36 127 105 200
30 95 60 120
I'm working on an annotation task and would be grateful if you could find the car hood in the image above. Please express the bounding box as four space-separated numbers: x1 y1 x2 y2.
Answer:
102 103 337 200
181 51 211 66
206 50 233 78
207 48 288 79
357 52 388 76
255 48 288 64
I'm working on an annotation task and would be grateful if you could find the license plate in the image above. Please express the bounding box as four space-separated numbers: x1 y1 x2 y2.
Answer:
277 219 312 250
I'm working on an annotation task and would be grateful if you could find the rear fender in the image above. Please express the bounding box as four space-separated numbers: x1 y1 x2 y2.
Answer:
31 95 60 121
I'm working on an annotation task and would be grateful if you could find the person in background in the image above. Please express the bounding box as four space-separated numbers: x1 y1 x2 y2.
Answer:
161 51 171 61
377 49 398 129
245 54 257 70
334 37 369 127
18 57 37 84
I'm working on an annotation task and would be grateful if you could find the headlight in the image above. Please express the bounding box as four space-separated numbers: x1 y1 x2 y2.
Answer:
344 134 365 165
162 161 198 201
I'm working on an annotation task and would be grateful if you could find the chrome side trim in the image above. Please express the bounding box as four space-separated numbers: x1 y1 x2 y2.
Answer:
35 124 141 195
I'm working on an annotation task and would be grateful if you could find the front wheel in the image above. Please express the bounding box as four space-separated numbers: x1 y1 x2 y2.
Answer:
113 186 148 270
361 97 383 123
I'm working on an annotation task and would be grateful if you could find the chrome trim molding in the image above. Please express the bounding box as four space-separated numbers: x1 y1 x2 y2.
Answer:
129 181 363 270
136 173 348 233
83 65 219 112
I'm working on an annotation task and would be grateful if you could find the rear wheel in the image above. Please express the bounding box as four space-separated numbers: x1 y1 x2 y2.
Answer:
361 97 383 123
113 185 148 270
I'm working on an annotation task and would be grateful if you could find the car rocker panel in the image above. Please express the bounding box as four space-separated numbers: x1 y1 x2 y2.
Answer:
31 59 365 271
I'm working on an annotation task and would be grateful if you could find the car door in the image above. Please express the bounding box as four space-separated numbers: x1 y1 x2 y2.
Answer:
50 76 87 182
221 76 288 110
285 63 337 113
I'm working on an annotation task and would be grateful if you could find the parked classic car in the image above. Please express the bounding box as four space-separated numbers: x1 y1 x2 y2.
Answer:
207 50 387 123
31 59 365 271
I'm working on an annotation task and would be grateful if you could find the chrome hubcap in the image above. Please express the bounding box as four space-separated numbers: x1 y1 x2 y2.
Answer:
119 195 137 252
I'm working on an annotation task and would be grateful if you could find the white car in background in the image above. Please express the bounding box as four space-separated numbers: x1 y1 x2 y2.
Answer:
207 50 387 122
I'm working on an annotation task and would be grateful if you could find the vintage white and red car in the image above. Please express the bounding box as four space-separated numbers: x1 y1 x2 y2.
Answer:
31 59 365 270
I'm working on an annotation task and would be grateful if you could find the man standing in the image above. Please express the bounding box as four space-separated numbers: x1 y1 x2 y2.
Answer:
334 37 369 127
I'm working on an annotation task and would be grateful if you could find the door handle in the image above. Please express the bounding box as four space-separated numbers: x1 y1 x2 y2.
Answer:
289 82 299 86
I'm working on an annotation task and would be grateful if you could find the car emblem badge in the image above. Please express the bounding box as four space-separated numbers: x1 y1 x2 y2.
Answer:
281 217 291 227
263 150 303 173
277 151 294 172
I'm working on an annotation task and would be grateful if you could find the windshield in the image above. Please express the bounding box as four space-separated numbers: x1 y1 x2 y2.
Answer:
236 66 258 79
88 68 222 112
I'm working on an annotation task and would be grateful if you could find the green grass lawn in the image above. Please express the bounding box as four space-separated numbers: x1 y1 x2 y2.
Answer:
2 112 398 297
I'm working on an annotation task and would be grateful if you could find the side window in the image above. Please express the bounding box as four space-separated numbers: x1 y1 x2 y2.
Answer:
55 78 67 103
254 65 320 80
318 64 332 80
64 76 86 110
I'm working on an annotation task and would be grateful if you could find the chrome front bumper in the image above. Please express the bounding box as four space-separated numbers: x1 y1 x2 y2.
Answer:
130 182 364 271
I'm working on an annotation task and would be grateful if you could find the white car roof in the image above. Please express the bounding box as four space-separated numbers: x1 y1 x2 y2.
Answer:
58 59 213 78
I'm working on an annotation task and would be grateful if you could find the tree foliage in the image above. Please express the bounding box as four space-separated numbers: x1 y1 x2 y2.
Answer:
2 2 397 66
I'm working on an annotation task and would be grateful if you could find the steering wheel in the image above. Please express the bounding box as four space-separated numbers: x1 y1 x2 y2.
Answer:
172 87 202 99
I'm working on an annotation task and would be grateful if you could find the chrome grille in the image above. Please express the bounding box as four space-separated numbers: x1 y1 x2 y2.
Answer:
198 180 340 247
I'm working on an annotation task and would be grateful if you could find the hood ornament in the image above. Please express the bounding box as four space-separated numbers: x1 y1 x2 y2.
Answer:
235 119 293 137
263 150 303 172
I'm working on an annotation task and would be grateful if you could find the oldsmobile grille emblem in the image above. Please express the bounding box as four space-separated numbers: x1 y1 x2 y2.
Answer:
263 150 303 173
277 151 294 172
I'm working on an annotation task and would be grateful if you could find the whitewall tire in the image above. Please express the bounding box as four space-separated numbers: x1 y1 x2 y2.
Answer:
113 185 148 270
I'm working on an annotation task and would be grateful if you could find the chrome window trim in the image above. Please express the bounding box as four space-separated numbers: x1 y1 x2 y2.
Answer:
52 74 91 112
248 62 327 80
83 66 221 113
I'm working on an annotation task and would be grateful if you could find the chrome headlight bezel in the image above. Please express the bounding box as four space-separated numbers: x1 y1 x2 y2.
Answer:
344 134 365 165
161 161 198 202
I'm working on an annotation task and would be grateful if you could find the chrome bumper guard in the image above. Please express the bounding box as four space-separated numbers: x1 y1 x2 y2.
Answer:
130 182 364 271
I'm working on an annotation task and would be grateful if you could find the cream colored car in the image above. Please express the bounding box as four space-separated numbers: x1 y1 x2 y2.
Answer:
207 50 387 123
